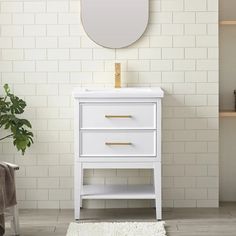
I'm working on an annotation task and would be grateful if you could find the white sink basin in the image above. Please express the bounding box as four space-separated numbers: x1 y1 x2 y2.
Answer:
84 88 152 93
73 87 164 98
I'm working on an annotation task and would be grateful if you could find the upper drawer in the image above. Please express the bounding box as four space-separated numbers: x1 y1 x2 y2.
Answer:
80 103 156 129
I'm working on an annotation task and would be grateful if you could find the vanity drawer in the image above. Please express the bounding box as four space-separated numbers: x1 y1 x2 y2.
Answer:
80 103 156 129
80 131 156 157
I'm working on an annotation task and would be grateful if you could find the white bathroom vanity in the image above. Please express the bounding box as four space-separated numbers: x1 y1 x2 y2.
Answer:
73 87 164 220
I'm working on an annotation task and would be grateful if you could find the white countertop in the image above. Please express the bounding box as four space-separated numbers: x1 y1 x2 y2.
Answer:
73 87 164 98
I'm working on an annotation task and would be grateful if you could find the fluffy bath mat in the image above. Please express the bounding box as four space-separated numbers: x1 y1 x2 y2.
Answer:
66 221 166 236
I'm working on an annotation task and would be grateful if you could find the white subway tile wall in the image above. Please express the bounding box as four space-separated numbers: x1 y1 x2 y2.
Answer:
0 0 219 209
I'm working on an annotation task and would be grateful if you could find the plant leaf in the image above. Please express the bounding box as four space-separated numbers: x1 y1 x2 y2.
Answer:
3 84 10 94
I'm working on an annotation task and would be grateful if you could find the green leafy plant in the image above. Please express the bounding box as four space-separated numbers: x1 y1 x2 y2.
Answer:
0 84 33 155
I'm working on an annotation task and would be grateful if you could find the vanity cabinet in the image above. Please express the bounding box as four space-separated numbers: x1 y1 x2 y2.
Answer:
73 88 164 220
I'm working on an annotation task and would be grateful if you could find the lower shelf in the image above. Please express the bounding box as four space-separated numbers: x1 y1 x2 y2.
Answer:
81 185 155 200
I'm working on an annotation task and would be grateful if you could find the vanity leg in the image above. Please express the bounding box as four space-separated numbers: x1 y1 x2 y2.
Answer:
154 162 162 220
80 168 83 208
74 162 82 220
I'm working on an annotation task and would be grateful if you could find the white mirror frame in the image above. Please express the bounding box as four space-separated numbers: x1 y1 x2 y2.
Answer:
81 0 149 49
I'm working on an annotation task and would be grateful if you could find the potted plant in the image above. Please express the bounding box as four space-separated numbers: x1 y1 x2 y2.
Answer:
0 84 33 155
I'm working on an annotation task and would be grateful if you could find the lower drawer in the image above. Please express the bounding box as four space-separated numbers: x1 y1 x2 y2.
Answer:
80 131 156 157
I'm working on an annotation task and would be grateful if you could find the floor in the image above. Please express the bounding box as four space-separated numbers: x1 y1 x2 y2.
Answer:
5 202 236 236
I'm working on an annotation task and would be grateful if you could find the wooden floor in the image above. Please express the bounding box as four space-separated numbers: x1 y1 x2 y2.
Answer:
5 202 236 236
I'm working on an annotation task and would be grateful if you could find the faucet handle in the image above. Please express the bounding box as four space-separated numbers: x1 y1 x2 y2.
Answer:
115 63 121 88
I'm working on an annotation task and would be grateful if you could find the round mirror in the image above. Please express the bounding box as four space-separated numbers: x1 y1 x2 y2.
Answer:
81 0 149 48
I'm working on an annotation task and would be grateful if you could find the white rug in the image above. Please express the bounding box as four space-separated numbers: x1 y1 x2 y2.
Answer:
66 221 166 236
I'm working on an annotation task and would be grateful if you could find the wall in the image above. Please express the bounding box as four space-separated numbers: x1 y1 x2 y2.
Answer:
219 0 236 110
220 119 236 201
219 0 236 201
0 0 219 209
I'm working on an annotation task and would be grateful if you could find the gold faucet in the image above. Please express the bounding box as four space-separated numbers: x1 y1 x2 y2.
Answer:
115 63 121 88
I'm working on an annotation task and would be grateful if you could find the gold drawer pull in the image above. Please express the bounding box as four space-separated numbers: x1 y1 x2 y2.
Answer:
105 115 132 118
105 142 132 146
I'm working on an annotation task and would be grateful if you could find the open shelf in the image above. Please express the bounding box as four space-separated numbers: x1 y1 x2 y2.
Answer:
82 185 155 199
220 21 236 25
220 111 236 117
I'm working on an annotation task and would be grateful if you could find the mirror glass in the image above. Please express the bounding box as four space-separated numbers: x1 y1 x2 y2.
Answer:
81 0 149 48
